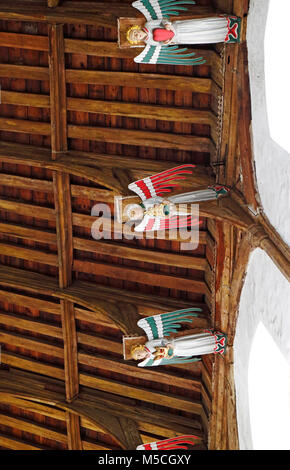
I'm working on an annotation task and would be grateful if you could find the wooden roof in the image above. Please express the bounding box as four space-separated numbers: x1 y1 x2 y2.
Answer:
0 0 289 451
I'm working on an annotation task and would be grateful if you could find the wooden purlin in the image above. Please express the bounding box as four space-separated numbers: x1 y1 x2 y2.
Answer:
0 116 214 153
48 23 81 449
0 217 208 269
0 208 208 245
0 2 216 26
0 62 213 92
0 349 205 414
0 1 136 27
0 89 216 125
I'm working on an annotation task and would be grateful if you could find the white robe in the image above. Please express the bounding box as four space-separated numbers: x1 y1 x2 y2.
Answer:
145 332 217 358
144 17 229 45
141 188 219 215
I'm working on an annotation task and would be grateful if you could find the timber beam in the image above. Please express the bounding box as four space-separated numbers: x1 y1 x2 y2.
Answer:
0 368 203 445
0 218 209 269
1 90 216 126
0 141 214 191
0 265 211 333
0 284 210 322
0 117 215 154
49 23 81 446
0 63 215 94
0 32 219 65
0 2 216 27
0 369 143 449
0 2 135 27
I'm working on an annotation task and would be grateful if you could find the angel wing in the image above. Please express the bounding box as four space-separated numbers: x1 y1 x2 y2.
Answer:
132 0 196 22
137 307 202 340
137 435 199 450
134 44 206 65
137 355 201 367
134 214 201 232
134 214 161 232
128 164 195 202
137 307 203 367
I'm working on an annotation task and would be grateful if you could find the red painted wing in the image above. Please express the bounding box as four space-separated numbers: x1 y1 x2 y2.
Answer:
134 215 161 232
128 164 195 201
137 435 198 450
159 215 202 230
134 215 201 232
157 435 198 450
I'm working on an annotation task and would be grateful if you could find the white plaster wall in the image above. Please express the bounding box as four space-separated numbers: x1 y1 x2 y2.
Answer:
234 249 290 449
246 0 290 245
233 0 290 450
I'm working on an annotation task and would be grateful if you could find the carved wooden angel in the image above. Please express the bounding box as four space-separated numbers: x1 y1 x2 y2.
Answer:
125 164 230 232
124 308 227 367
121 0 241 66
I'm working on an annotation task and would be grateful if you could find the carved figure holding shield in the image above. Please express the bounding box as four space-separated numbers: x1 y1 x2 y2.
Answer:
123 307 227 368
124 164 230 232
118 0 241 66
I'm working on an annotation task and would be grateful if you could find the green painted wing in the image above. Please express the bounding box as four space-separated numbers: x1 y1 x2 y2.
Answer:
137 307 203 340
134 44 206 66
132 0 196 21
138 355 201 367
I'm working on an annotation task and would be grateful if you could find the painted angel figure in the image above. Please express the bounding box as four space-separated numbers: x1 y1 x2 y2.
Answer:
125 164 230 232
123 0 241 66
125 308 227 368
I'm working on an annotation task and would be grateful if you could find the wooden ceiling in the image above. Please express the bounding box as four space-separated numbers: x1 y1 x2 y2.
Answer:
1 0 288 452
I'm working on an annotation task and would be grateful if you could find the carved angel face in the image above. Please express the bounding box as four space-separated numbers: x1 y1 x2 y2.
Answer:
131 344 148 360
125 203 144 221
134 349 148 360
128 28 147 43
